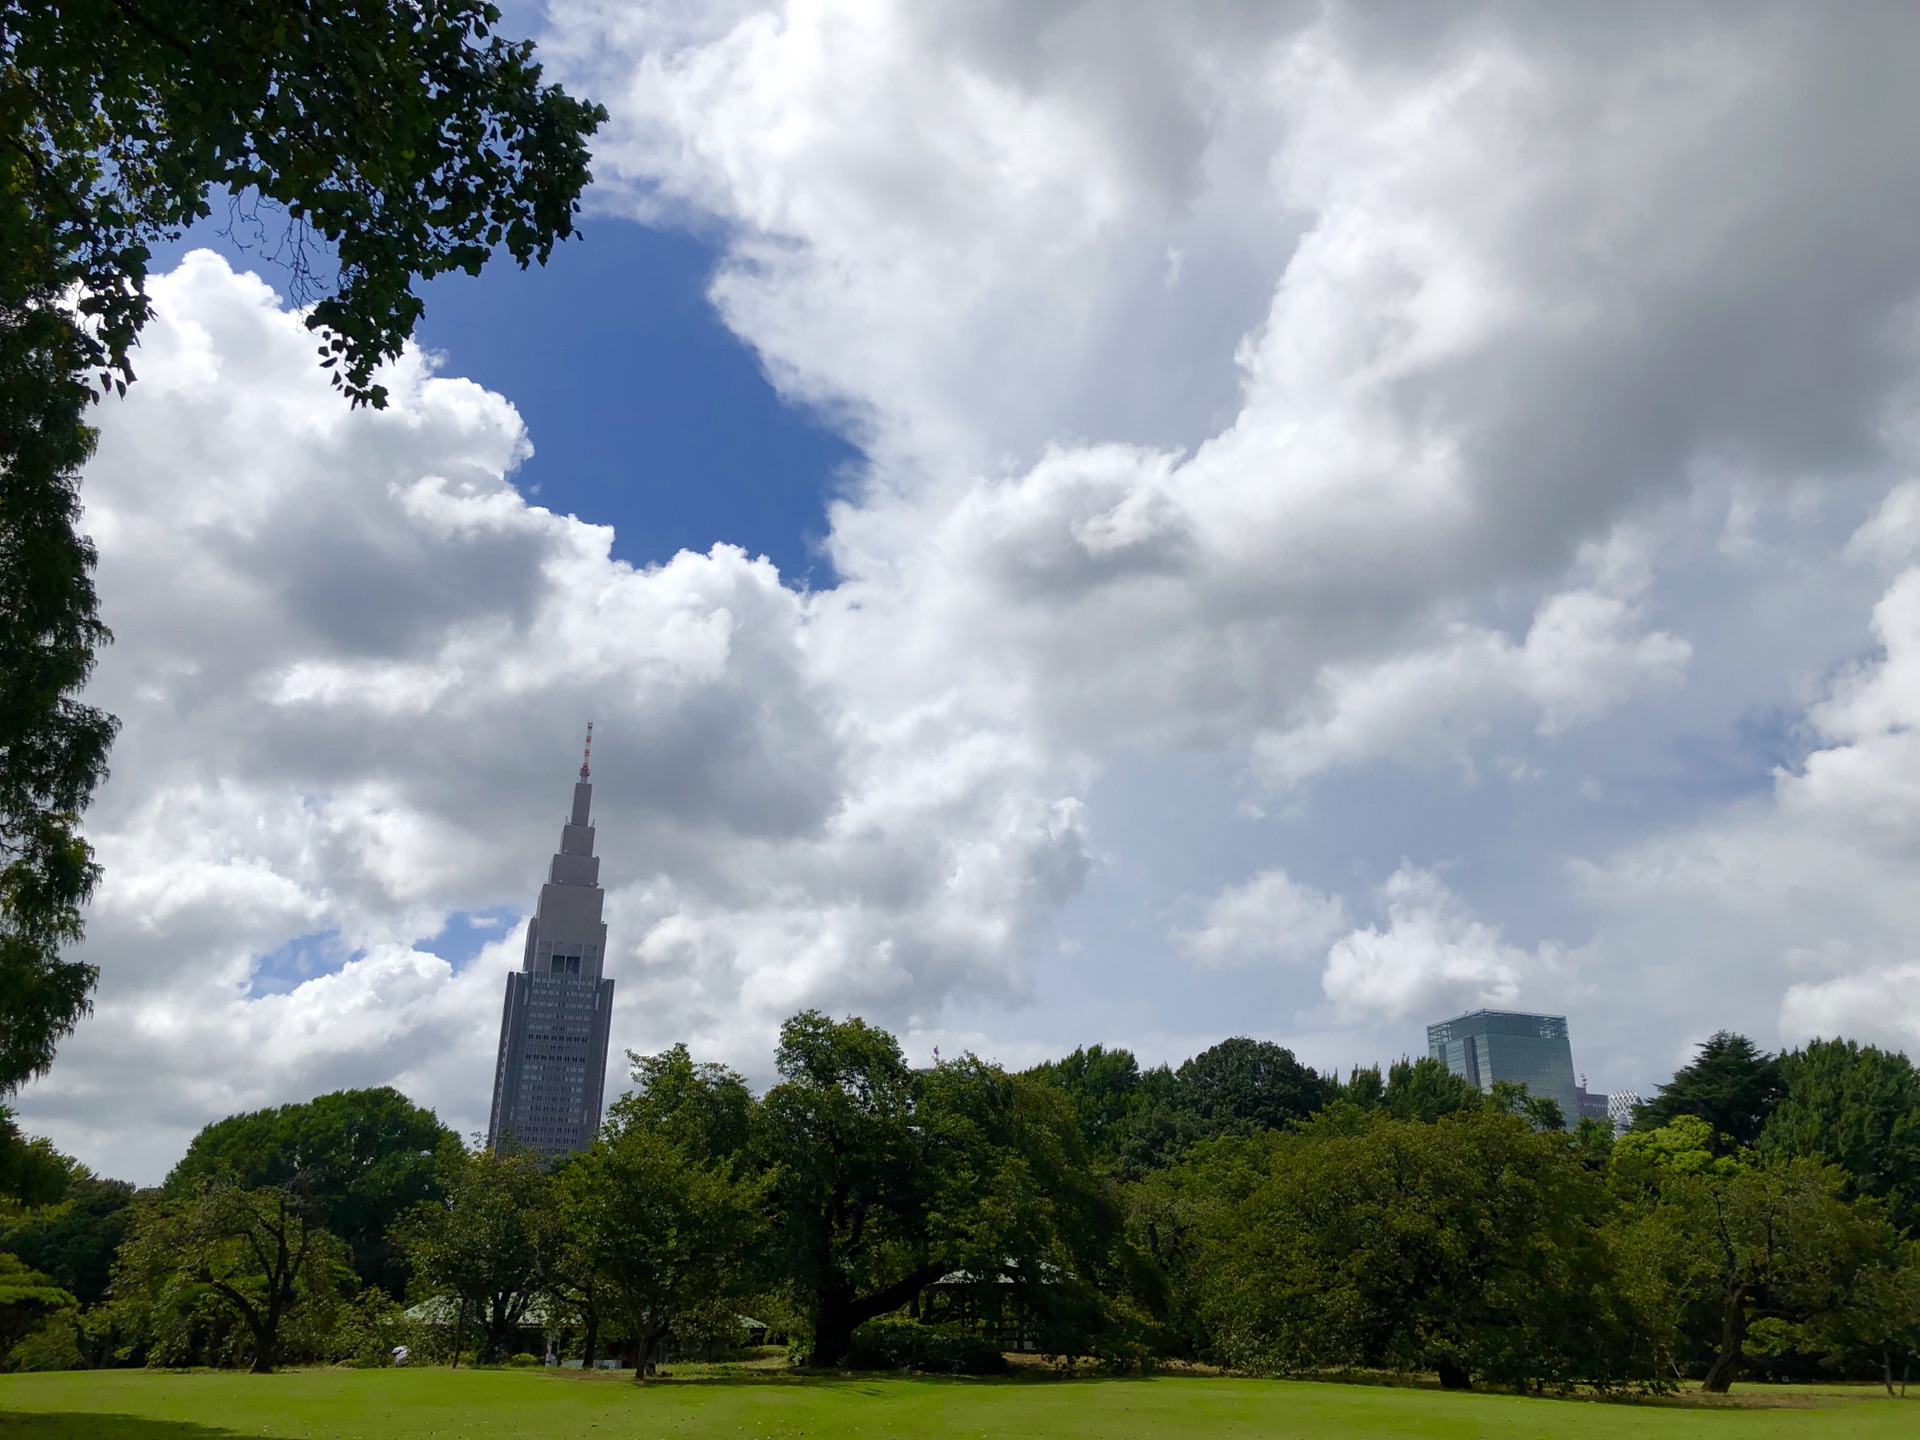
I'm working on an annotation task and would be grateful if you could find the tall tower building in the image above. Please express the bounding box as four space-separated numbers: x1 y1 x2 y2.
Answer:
1425 1009 1580 1125
488 728 616 1157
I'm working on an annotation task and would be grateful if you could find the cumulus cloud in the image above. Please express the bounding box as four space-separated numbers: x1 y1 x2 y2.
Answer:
23 255 1088 1179
1254 576 1690 787
30 2 1920 1174
1781 965 1920 1053
542 0 1920 1082
1321 867 1560 1025
1176 869 1348 967
551 0 1909 779
1572 502 1920 1061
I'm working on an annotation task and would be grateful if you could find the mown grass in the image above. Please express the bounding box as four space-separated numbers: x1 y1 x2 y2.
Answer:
0 1366 1909 1440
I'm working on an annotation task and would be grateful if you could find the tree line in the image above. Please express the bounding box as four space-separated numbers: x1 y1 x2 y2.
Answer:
0 1017 1915 1393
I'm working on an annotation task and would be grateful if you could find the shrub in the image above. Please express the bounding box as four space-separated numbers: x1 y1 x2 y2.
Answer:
845 1319 1007 1375
324 1290 417 1367
7 1313 85 1371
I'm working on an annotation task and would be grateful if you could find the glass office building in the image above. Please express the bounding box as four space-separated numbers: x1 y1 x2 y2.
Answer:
1426 1010 1580 1124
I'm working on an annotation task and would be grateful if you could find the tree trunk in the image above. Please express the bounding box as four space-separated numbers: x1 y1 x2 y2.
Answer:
810 1294 856 1369
631 1329 667 1383
583 1309 599 1369
249 1314 279 1375
1435 1358 1472 1391
807 1265 947 1368
1700 1282 1747 1393
485 1299 516 1363
222 1284 278 1375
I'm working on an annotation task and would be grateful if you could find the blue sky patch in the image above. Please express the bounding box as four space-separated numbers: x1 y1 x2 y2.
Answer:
246 929 361 997
418 907 525 971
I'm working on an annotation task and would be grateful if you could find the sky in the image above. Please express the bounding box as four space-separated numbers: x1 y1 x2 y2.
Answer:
23 1 1920 1182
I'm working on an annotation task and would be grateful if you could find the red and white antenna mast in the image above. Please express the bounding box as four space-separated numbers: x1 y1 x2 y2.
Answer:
579 721 593 780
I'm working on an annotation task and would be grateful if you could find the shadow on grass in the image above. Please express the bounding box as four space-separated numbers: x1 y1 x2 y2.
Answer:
599 1365 1914 1411
564 1368 1093 1390
0 1412 245 1440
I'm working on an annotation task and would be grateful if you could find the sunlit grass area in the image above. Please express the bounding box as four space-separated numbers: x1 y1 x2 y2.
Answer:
0 1368 1911 1440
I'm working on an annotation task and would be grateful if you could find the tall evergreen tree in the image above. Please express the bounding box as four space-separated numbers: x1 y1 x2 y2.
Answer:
1636 1033 1784 1155
0 299 113 1098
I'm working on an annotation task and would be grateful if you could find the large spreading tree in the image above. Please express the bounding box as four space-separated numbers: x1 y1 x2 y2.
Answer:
0 0 604 1103
110 1181 354 1373
762 1012 1144 1367
164 1086 454 1297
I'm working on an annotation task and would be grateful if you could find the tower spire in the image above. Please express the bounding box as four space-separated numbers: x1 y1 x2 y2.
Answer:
489 733 615 1158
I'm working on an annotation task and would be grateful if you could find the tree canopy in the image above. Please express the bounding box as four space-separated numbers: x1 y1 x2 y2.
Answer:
109 1181 354 1372
1023 1038 1336 1177
1164 1108 1623 1390
1761 1039 1920 1234
394 1145 553 1364
757 1012 942 1366
3 0 605 405
166 1087 453 1297
1174 1037 1330 1138
556 1048 768 1376
1610 1118 1904 1392
759 1012 1142 1366
1635 1032 1785 1154
3 1162 132 1310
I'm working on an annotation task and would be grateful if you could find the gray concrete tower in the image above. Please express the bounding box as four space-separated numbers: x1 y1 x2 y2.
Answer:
488 728 615 1156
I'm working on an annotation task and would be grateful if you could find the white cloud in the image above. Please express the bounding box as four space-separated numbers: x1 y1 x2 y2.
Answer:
1781 965 1920 1053
1176 869 1348 967
1321 866 1559 1025
1570 538 1920 1059
541 0 1920 1089
23 255 1088 1180
553 0 1909 784
1253 579 1689 787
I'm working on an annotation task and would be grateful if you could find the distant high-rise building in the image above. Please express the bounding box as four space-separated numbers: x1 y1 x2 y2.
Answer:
1426 1009 1580 1124
1574 1077 1611 1125
488 730 615 1157
1607 1089 1642 1137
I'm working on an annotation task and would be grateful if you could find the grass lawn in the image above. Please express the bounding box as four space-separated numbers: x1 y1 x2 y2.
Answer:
0 1367 1909 1440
